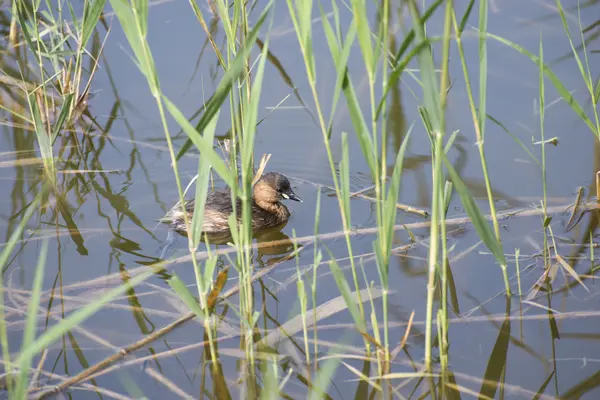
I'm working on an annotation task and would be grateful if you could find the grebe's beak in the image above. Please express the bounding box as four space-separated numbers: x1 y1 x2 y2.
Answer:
282 189 302 202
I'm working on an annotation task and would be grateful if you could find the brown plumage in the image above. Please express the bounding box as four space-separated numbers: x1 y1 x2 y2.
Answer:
163 172 302 234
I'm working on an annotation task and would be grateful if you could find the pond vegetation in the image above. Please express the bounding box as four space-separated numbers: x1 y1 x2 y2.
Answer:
1 0 600 398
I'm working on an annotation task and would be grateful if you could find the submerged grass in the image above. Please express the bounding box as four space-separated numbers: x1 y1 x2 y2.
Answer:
2 0 600 398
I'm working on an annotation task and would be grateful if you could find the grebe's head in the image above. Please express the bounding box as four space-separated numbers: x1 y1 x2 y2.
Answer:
253 172 302 204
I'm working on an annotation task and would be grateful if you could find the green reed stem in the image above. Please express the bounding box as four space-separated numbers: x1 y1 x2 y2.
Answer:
438 0 453 381
405 0 445 386
312 188 322 374
539 37 549 272
13 239 48 399
0 189 46 394
378 0 391 368
450 6 511 295
286 0 368 337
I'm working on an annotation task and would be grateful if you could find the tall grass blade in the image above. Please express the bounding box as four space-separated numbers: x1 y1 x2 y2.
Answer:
15 267 156 367
442 152 505 266
51 93 74 144
308 337 347 400
446 259 461 314
241 23 272 185
487 32 597 136
487 114 540 165
393 0 443 65
14 1 37 53
14 239 48 397
341 75 376 178
213 0 235 45
327 253 367 333
164 98 233 187
478 0 488 138
350 0 374 77
29 93 52 169
109 0 157 92
458 0 476 33
0 188 47 393
380 126 412 265
260 360 279 400
339 132 351 228
443 180 453 216
81 0 107 48
320 6 356 133
555 0 594 97
319 2 376 176
192 110 220 247
167 274 204 317
133 0 148 37
295 0 316 78
408 0 447 377
407 0 441 130
176 3 272 159
377 39 434 118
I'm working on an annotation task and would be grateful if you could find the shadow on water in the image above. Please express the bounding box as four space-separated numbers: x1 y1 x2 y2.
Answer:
156 222 297 265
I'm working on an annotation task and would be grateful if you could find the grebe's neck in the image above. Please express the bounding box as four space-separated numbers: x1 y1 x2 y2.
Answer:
252 180 290 220
255 198 290 218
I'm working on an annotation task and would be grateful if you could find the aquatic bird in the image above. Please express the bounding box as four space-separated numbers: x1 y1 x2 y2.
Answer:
164 172 302 234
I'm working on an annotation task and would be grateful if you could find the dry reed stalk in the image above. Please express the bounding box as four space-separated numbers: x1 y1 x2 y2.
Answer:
42 200 599 302
29 200 597 398
33 244 307 399
293 176 430 217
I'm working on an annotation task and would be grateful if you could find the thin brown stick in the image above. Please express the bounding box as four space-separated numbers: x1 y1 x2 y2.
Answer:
29 350 47 390
292 176 430 217
390 311 414 361
33 313 196 399
347 190 429 217
28 200 589 398
144 368 194 399
49 200 592 299
162 200 594 267
79 336 234 384
32 256 289 399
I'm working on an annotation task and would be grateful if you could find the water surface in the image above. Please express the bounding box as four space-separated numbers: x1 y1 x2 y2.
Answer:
2 0 600 398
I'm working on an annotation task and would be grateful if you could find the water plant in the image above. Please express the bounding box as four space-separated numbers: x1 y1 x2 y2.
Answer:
2 0 599 398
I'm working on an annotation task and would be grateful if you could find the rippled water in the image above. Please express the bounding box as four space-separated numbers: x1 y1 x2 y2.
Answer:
1 0 600 398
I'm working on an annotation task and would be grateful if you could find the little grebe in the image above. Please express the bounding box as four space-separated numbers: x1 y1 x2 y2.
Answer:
165 172 302 234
